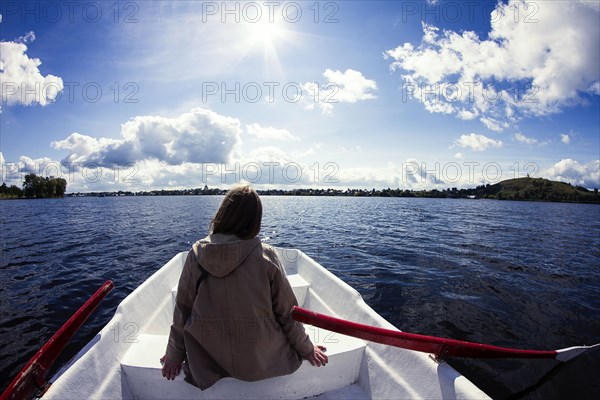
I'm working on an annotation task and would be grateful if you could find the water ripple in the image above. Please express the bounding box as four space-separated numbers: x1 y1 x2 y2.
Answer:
1 196 599 397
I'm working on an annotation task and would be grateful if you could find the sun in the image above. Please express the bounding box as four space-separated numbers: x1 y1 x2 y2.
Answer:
241 18 296 79
234 11 306 80
246 19 287 47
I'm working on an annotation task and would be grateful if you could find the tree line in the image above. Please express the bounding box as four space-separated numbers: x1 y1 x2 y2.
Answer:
0 174 67 199
3 175 598 204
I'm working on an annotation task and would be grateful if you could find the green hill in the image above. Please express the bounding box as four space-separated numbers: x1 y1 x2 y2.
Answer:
472 177 599 203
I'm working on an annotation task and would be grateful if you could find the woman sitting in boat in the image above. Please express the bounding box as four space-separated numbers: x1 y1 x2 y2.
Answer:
161 184 328 389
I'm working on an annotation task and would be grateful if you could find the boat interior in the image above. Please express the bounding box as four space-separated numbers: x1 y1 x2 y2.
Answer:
44 249 489 400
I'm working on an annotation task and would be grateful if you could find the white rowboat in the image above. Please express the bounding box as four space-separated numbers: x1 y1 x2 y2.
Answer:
23 248 492 399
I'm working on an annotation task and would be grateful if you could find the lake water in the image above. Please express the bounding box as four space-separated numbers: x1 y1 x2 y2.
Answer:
1 196 599 398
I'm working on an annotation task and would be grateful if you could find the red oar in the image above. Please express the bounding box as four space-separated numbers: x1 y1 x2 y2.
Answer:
1 280 115 400
291 306 598 361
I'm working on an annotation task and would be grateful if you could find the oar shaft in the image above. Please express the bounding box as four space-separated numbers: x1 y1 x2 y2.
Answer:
1 280 114 400
292 306 558 359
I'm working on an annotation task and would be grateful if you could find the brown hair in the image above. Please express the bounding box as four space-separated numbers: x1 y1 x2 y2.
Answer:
210 184 262 240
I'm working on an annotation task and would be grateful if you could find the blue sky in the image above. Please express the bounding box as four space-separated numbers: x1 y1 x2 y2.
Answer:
1 0 599 192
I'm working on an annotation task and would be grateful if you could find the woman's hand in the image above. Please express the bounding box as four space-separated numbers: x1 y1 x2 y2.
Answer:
160 355 182 380
304 345 328 367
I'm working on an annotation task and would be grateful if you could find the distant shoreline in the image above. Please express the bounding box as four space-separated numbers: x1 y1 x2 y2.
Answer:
20 191 600 205
61 192 600 205
3 177 599 204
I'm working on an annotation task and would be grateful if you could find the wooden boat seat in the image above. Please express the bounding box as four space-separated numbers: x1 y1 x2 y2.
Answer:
124 273 365 399
120 325 366 399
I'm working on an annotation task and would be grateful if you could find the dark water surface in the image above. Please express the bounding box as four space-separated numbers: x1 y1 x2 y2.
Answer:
1 196 599 398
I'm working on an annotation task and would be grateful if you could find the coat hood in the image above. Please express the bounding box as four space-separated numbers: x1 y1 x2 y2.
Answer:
192 233 262 278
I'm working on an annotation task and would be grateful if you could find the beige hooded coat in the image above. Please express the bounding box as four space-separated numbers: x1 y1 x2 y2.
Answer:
165 234 314 390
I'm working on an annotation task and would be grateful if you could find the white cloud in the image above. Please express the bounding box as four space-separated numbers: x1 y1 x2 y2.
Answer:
306 160 441 190
0 37 64 107
18 155 57 174
454 133 503 151
454 152 464 159
13 148 580 192
16 31 35 44
385 1 600 129
457 108 478 121
302 69 377 114
244 146 290 163
322 69 377 103
323 158 526 189
52 108 242 167
560 133 571 144
514 132 538 145
219 146 321 187
3 150 309 192
542 159 600 188
480 116 508 133
246 123 300 141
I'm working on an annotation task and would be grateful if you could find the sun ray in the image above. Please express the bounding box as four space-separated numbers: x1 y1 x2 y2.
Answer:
241 18 298 81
